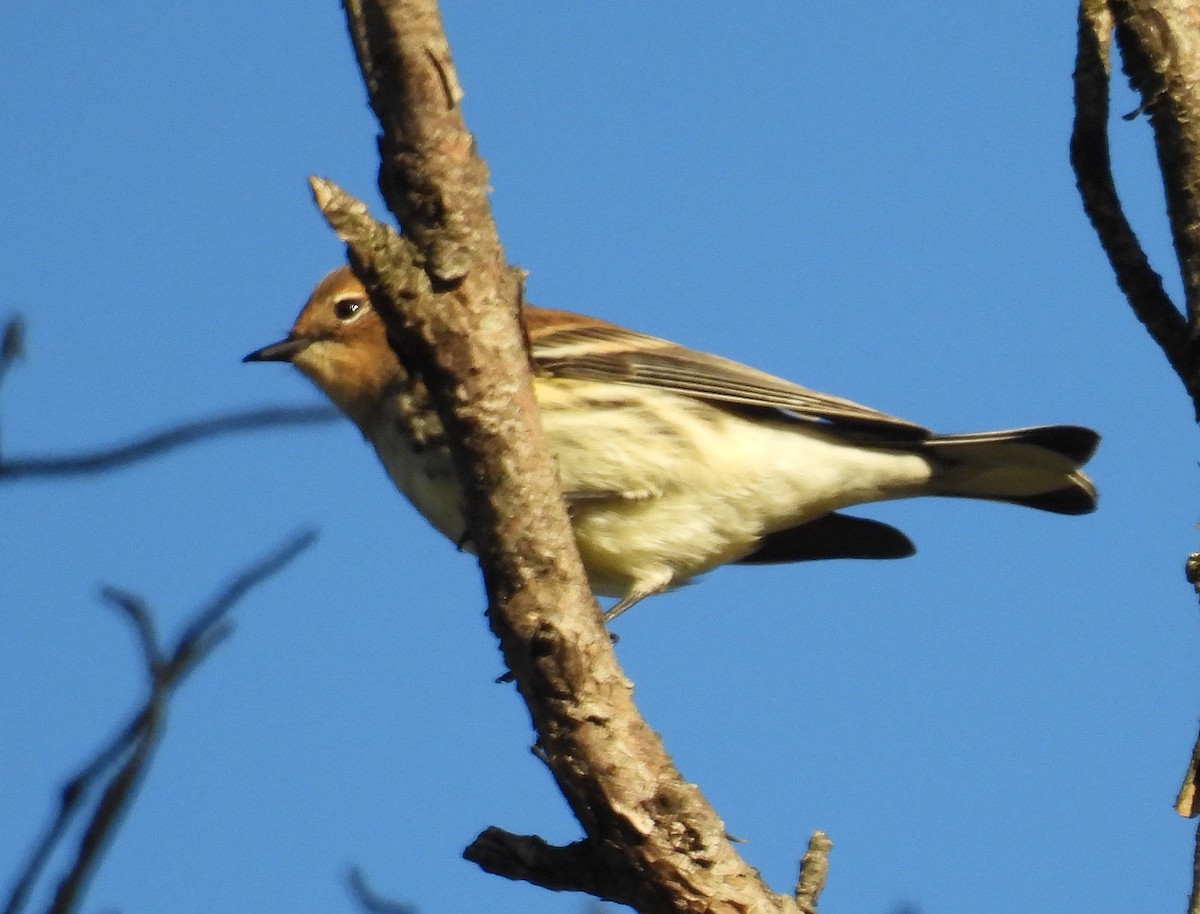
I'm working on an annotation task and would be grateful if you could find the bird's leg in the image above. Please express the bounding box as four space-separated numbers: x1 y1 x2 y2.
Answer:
603 574 672 623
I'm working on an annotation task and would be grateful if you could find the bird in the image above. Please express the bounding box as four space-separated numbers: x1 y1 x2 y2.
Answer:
245 265 1098 621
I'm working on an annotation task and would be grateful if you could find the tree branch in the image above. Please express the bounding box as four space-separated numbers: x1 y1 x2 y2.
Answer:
464 830 638 906
1073 2 1200 909
1111 1 1200 331
0 405 339 481
3 530 315 914
0 313 338 481
346 867 417 914
1070 0 1197 411
793 831 833 914
322 1 809 911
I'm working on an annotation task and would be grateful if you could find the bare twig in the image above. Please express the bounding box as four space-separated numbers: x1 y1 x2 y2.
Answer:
0 315 26 456
464 830 628 904
0 405 339 481
1177 726 1200 818
1070 0 1196 408
3 530 316 914
0 315 337 478
43 702 165 914
1177 557 1200 820
1181 554 1200 914
0 315 24 391
793 831 833 914
1190 816 1200 914
99 588 164 675
1072 0 1200 413
346 867 416 914
1109 1 1200 331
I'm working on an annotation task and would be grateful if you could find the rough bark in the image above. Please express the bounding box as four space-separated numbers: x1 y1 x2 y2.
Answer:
317 1 814 911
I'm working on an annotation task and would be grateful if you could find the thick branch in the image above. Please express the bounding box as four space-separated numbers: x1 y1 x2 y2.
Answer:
342 0 477 286
324 2 804 911
312 173 802 913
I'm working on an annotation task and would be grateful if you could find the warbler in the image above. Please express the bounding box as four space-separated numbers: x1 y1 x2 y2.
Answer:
246 266 1098 620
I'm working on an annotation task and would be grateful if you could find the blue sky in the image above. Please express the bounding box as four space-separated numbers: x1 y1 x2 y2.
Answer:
3 4 1196 913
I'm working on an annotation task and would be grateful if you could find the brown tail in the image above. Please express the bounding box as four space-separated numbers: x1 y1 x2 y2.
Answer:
924 425 1099 515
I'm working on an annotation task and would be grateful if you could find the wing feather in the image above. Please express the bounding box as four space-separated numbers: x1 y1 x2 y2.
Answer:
529 317 929 440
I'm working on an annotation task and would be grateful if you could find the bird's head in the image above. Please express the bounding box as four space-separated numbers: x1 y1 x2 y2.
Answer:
244 266 402 428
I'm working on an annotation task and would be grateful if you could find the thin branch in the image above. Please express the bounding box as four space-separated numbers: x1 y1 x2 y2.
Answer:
0 405 339 481
1074 4 1200 907
45 701 164 914
463 830 633 906
1176 553 1200 819
346 867 417 914
99 587 165 685
1182 554 1200 914
170 529 317 672
3 531 316 914
1190 816 1200 914
1176 727 1200 818
0 317 338 478
0 315 24 395
0 315 25 456
1069 0 1196 408
1110 1 1200 330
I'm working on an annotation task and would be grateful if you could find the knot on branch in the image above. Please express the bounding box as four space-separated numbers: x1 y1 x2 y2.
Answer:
464 828 638 908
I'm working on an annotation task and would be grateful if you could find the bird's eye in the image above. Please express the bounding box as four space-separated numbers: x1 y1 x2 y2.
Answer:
333 297 363 322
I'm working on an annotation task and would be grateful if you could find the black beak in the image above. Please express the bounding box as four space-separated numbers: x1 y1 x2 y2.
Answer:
243 337 311 363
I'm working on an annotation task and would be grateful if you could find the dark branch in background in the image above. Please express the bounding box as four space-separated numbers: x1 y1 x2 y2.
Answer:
0 316 24 389
3 530 316 914
1072 0 1200 415
324 2 813 912
0 316 25 455
346 867 416 914
1070 1 1195 406
0 312 338 481
1071 2 1200 911
0 405 338 481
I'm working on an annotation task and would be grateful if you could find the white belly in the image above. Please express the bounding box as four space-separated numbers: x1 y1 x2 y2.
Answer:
370 420 467 545
536 379 934 598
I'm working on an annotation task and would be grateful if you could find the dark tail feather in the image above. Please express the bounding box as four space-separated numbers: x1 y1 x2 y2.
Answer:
736 512 915 564
926 424 1099 515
